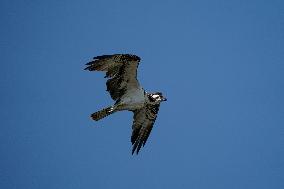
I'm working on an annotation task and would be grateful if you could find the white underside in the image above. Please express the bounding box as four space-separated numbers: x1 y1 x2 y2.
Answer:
118 87 146 110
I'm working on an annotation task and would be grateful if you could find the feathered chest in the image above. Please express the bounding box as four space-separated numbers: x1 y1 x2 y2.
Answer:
119 88 146 110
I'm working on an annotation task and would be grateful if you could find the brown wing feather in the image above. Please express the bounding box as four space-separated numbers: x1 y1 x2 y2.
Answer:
84 54 141 101
131 104 160 154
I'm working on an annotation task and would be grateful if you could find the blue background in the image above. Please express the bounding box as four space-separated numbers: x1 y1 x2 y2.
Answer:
1 0 283 188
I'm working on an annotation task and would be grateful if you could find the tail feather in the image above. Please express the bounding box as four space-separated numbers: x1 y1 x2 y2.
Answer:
91 106 113 121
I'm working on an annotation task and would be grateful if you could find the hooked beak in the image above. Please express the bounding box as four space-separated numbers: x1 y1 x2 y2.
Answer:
162 97 167 101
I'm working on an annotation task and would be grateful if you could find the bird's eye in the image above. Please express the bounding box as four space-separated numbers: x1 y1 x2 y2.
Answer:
149 96 155 102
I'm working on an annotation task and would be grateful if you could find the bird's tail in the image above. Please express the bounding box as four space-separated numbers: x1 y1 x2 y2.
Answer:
90 106 114 121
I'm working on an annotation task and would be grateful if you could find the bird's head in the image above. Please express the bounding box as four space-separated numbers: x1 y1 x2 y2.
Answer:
148 92 167 104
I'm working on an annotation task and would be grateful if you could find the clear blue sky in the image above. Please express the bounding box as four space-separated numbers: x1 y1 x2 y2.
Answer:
1 0 283 188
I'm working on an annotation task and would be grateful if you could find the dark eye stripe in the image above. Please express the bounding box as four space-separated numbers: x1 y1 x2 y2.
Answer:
149 96 155 102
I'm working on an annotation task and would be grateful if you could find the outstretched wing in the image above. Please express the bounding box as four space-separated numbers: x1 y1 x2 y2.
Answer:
84 54 141 101
131 104 160 154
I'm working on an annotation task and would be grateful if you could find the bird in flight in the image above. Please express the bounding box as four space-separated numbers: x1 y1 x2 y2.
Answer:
84 54 167 154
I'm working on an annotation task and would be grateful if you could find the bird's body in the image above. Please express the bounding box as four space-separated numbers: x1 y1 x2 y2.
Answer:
116 87 145 111
84 54 166 154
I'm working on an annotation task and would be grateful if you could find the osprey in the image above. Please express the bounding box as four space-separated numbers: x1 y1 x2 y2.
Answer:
84 54 167 154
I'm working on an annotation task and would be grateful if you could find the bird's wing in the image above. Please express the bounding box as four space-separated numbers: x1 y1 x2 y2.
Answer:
84 54 141 101
131 104 160 154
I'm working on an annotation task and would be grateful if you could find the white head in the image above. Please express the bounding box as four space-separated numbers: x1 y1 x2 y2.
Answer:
148 92 167 104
